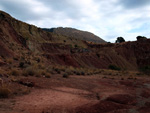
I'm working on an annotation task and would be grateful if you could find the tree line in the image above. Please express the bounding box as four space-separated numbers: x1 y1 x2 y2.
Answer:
115 36 147 43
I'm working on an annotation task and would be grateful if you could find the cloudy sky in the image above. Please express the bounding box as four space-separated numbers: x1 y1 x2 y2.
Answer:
0 0 150 42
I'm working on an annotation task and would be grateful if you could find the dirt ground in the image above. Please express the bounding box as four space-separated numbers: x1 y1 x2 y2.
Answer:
0 74 150 113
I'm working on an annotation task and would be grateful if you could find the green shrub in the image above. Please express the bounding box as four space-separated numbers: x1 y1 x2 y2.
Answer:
13 57 19 61
27 68 35 76
36 58 40 63
108 65 121 71
136 36 147 41
0 87 11 98
23 67 36 76
74 44 78 48
115 37 125 43
54 68 58 72
19 62 24 68
11 69 20 76
81 71 85 75
140 65 150 75
76 72 81 75
63 73 69 78
65 69 73 75
54 68 61 74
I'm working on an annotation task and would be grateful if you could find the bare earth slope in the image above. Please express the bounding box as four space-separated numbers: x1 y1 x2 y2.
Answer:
0 10 150 70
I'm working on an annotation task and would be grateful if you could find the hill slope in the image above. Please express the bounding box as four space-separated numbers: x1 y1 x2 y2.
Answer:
42 27 106 43
0 10 150 72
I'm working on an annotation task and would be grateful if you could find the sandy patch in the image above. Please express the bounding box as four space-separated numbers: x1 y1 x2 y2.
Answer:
14 87 97 113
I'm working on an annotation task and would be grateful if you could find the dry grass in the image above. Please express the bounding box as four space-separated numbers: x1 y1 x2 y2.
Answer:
0 85 11 98
22 66 36 76
13 88 30 95
10 69 20 76
5 58 13 64
45 73 51 78
22 63 51 77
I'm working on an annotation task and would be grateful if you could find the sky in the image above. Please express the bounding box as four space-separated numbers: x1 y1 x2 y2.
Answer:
0 0 150 42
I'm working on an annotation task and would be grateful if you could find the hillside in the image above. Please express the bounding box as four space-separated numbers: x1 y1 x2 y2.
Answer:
0 10 150 71
42 27 106 43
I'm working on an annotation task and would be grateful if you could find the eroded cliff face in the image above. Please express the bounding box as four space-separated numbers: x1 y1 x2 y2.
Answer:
0 10 150 71
87 40 150 69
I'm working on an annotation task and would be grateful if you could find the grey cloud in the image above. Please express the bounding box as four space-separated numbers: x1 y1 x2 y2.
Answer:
0 0 85 27
0 0 44 21
38 0 72 11
36 0 86 19
119 0 150 9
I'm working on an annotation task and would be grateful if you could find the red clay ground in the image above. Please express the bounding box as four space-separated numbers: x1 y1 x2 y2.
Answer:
0 74 150 113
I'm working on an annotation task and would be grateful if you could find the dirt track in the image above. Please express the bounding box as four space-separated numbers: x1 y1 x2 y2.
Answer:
14 87 97 113
0 75 150 113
